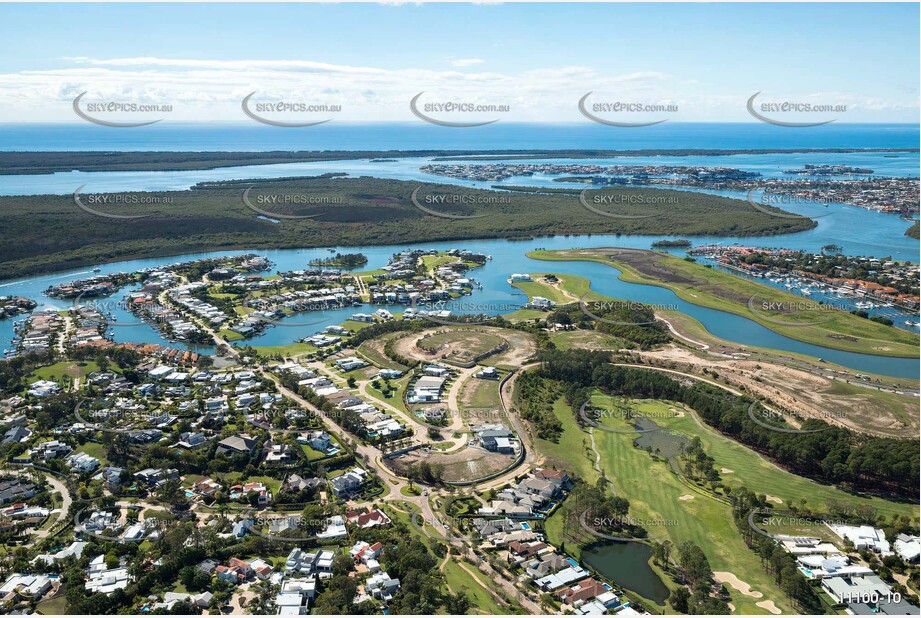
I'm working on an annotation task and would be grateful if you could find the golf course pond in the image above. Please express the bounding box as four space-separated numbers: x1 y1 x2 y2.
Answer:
582 541 671 605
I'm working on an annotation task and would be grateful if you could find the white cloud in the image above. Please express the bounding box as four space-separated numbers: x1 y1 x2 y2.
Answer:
0 56 915 123
450 58 485 67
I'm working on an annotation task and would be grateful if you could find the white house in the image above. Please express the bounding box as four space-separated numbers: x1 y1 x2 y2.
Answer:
66 452 100 474
894 534 920 563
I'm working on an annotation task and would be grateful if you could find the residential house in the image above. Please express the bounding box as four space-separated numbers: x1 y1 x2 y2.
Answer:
366 571 401 601
894 534 920 563
559 578 608 607
66 452 100 474
346 507 391 529
331 467 367 499
275 577 317 615
217 435 257 457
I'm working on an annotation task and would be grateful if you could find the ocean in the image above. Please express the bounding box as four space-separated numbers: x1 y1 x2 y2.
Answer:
0 122 918 152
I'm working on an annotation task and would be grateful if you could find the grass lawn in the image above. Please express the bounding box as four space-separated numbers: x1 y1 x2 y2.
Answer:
366 375 411 415
590 411 796 614
536 398 599 483
643 398 918 519
252 342 318 358
219 329 245 342
30 360 103 382
550 329 629 351
76 441 108 465
460 373 504 410
441 558 509 614
301 444 328 461
356 331 409 371
511 279 571 305
529 249 918 358
339 319 374 332
422 253 462 273
502 308 548 323
35 595 68 615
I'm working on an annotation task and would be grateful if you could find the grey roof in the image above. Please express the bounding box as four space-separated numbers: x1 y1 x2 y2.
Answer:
218 435 256 453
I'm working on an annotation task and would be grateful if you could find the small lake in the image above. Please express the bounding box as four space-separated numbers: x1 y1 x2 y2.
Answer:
582 541 671 605
633 418 690 460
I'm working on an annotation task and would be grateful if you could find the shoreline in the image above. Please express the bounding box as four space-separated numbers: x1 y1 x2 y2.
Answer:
0 146 918 175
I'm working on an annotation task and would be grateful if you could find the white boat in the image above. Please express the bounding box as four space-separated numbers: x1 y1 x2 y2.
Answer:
906 320 919 327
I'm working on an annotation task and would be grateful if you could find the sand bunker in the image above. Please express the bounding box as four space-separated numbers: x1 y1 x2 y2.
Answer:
713 572 763 598
721 468 734 474
765 495 783 504
678 494 695 501
757 600 781 614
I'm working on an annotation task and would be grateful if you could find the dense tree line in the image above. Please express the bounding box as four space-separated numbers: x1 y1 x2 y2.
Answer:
547 302 671 350
1 175 816 281
535 349 918 498
513 372 563 441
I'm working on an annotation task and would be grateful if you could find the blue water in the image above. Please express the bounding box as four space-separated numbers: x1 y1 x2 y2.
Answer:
1 235 917 379
0 122 917 152
0 152 914 262
0 124 917 377
1 150 918 197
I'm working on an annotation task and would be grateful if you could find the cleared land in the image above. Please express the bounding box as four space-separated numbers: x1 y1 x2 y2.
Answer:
417 329 506 365
386 447 514 483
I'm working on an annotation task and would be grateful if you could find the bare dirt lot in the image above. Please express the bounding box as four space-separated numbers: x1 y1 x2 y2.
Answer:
390 326 536 369
386 446 515 483
636 345 919 437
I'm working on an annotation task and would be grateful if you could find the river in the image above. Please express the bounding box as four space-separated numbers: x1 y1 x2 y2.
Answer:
0 150 917 378
1 234 918 379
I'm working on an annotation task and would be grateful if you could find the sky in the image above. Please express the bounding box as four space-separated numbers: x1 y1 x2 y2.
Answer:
0 2 917 124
